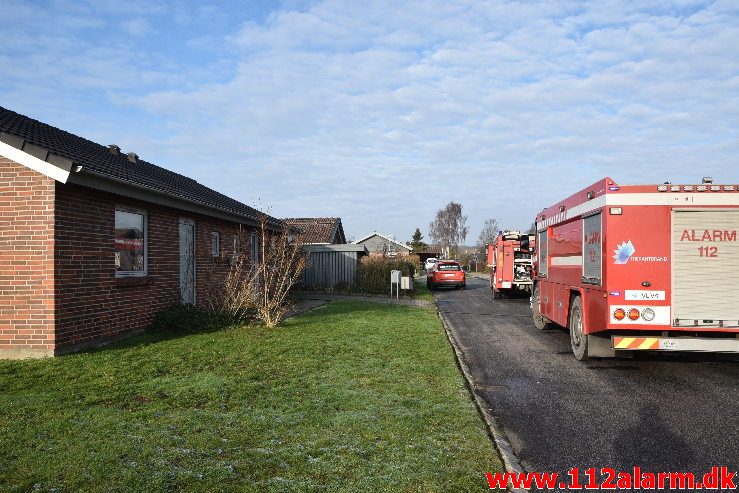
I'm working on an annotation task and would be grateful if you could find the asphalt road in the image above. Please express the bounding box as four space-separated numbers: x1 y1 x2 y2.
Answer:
435 276 739 487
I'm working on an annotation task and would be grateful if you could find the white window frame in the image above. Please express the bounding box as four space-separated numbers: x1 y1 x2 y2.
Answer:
115 206 148 278
582 212 603 285
211 231 220 257
251 232 260 263
538 229 548 278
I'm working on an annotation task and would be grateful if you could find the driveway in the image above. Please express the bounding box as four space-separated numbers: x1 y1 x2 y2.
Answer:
436 276 739 483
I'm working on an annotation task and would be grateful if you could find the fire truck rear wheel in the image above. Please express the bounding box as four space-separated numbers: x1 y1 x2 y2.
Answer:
532 284 553 330
492 288 503 299
569 296 589 361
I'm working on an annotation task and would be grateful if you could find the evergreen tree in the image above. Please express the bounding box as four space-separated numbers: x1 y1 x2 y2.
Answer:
409 227 427 251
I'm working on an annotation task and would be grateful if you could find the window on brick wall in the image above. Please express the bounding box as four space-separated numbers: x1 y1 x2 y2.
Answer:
115 207 147 276
211 231 220 256
251 232 260 263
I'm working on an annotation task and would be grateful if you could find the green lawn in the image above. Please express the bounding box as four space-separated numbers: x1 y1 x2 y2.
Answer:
414 278 434 302
0 301 501 492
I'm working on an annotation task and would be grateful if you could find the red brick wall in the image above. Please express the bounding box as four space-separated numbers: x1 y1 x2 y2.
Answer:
0 158 56 358
54 183 255 353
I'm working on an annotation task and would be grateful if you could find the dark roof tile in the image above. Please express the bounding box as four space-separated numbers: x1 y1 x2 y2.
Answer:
0 106 278 225
283 217 345 244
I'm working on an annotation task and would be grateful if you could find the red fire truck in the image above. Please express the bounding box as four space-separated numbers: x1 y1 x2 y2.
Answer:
487 231 535 299
532 177 739 360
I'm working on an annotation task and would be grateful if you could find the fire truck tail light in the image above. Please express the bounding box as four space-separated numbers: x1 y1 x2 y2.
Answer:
613 308 626 321
627 308 641 321
609 207 622 215
641 308 656 321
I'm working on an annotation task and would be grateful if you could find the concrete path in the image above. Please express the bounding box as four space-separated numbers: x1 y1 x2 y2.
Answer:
285 292 435 320
297 292 434 308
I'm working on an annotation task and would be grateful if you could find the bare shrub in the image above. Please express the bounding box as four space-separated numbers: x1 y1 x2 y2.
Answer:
201 215 307 328
256 214 309 327
201 227 260 321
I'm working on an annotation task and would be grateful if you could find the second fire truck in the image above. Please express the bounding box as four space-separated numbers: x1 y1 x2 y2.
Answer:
487 231 535 299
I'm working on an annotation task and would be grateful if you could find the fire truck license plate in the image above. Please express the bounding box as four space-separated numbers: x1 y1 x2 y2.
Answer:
444 273 454 277
625 290 666 301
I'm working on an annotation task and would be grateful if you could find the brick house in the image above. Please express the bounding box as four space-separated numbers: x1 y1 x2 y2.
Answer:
0 106 279 359
352 232 413 258
282 217 346 244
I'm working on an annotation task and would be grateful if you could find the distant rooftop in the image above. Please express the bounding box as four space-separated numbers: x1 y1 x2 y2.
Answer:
283 217 345 244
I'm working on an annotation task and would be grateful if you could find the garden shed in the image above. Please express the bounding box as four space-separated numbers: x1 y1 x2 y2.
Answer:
301 244 368 289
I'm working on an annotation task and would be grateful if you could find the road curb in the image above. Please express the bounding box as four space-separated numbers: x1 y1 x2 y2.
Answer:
436 307 526 493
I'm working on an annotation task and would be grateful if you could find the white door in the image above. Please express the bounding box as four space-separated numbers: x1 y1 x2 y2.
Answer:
179 218 196 305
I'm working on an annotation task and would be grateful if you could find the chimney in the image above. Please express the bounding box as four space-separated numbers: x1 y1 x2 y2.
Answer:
108 144 120 155
127 152 139 164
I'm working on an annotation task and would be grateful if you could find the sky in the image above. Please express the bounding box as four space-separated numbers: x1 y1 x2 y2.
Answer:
1 0 738 243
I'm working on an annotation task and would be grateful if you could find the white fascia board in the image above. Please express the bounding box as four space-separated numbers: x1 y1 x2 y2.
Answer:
0 140 71 183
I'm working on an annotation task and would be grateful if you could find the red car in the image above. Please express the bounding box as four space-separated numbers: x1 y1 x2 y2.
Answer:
427 261 466 290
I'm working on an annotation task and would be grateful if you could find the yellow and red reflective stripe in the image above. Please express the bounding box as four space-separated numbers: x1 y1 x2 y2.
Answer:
613 337 660 350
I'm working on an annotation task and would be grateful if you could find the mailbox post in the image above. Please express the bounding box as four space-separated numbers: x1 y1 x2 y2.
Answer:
390 270 401 299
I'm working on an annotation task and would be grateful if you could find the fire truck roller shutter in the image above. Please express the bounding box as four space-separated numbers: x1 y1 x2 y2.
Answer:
672 210 739 327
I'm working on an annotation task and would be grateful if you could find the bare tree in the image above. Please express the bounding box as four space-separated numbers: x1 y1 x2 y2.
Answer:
527 221 537 234
429 201 469 258
478 218 500 247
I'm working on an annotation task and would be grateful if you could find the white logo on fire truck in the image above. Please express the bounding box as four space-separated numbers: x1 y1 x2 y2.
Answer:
612 240 668 264
613 240 635 264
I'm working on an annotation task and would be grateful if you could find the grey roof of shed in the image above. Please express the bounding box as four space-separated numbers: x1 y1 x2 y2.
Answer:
301 244 368 254
0 106 278 226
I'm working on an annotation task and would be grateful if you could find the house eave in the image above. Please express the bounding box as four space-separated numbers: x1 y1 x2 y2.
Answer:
0 134 74 183
70 168 282 230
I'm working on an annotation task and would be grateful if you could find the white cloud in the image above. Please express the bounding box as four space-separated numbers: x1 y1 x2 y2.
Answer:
121 18 153 37
1 0 738 242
